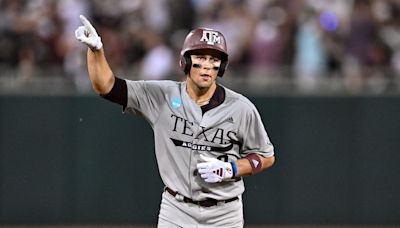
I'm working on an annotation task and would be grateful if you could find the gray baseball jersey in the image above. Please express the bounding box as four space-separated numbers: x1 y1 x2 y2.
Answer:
125 80 274 200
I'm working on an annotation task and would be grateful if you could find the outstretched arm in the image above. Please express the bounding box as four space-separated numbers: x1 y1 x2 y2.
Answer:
75 15 114 95
86 48 115 95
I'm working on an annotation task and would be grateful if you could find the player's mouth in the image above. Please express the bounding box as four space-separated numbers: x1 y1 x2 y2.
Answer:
200 74 211 81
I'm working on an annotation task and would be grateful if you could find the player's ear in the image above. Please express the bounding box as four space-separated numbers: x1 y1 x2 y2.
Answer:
179 54 192 75
179 58 184 70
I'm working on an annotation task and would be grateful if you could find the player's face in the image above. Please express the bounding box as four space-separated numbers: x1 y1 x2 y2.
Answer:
188 49 222 89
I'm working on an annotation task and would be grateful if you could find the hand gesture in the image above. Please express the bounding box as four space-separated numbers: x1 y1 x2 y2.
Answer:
75 15 103 50
197 154 234 183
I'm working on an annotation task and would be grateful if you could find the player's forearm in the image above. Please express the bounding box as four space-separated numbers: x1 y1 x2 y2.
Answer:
235 154 275 177
87 48 115 95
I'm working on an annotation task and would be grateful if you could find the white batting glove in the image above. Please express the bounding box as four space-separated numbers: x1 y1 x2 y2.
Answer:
197 154 234 183
75 15 103 50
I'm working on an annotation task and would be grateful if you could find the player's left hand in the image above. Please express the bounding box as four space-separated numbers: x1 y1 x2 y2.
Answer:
197 154 234 183
75 15 103 50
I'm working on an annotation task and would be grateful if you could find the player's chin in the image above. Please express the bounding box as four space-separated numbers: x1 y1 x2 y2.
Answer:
197 81 213 89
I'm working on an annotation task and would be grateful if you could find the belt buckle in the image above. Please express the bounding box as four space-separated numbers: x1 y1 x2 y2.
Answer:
198 199 217 207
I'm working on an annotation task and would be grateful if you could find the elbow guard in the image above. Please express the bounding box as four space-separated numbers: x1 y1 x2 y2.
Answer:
245 153 263 174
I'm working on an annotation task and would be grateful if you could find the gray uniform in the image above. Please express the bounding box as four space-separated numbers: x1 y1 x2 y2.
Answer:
125 79 274 226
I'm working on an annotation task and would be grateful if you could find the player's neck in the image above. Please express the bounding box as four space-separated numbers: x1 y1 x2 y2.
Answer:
186 81 217 106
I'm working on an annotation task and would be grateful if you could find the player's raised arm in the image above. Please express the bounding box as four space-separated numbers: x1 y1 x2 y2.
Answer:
75 15 114 95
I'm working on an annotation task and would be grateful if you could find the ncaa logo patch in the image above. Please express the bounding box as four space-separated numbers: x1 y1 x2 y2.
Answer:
171 97 182 109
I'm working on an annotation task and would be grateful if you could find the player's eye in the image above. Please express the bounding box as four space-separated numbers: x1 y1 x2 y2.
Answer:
210 57 220 63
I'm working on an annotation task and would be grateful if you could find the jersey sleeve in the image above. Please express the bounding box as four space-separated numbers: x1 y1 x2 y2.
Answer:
124 80 167 124
101 77 128 107
240 102 274 158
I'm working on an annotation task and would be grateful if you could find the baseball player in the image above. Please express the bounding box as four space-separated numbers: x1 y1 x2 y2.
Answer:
75 15 275 228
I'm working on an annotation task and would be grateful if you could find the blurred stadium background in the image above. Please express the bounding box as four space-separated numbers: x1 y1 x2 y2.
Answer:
0 0 399 227
0 0 399 95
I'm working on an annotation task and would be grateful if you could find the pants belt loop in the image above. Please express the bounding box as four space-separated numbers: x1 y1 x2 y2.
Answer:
174 192 185 202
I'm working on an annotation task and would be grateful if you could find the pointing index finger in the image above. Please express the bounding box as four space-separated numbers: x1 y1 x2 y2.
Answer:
79 15 90 26
79 15 96 33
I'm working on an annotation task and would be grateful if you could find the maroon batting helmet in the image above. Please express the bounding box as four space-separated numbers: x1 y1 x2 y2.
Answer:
180 28 228 77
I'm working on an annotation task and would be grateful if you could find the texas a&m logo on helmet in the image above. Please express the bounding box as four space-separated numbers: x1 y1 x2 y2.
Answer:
200 30 222 45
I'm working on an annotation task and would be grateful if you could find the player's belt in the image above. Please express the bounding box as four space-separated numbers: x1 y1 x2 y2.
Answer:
165 187 239 207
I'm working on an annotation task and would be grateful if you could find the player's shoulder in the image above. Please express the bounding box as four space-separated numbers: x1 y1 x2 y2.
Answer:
223 85 257 109
126 79 181 90
127 79 179 86
147 80 181 90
